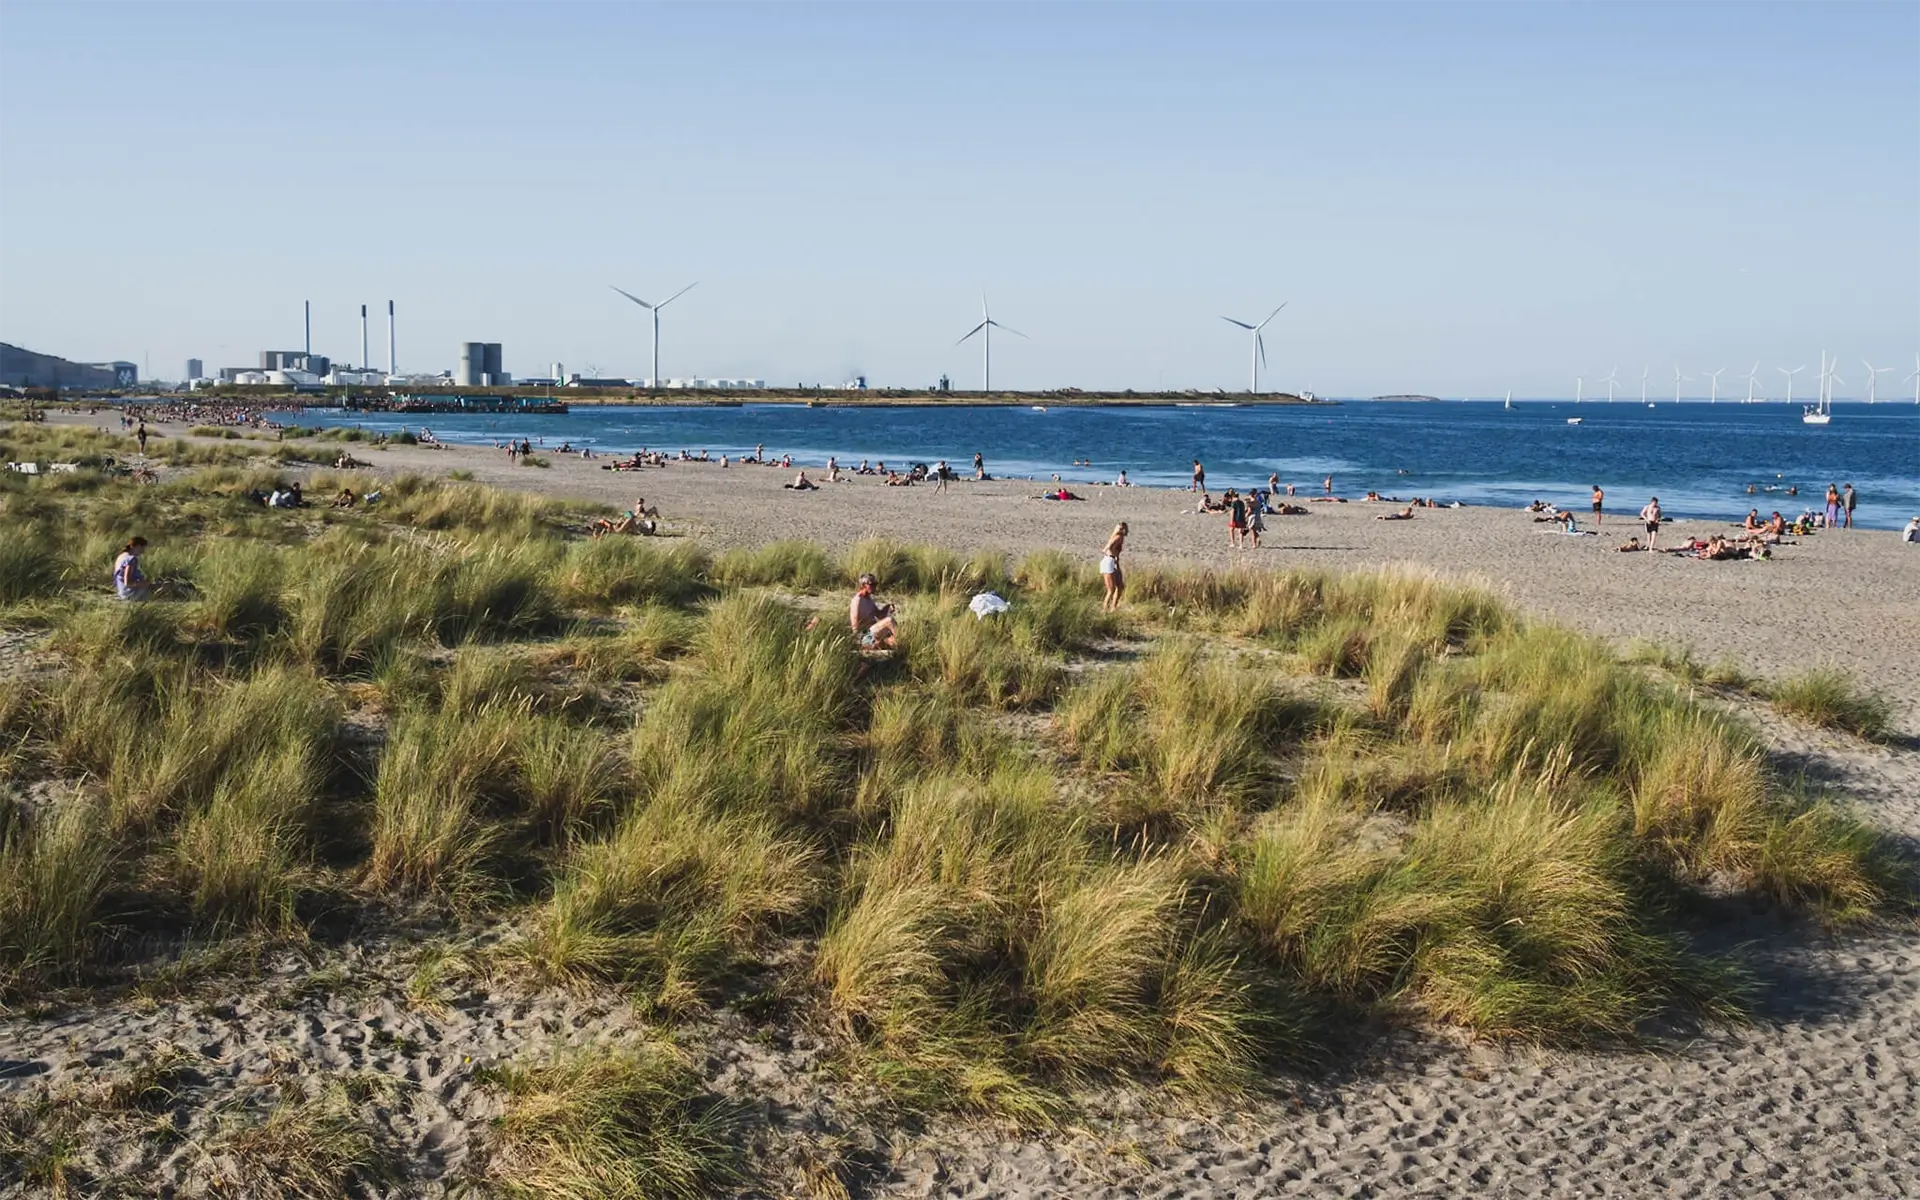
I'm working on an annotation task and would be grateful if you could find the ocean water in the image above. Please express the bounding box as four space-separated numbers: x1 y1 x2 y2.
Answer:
293 400 1920 530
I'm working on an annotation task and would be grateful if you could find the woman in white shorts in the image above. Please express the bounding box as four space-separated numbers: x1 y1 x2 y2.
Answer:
1100 522 1128 613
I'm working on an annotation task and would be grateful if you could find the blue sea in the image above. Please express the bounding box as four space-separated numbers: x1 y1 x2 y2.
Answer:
293 401 1920 531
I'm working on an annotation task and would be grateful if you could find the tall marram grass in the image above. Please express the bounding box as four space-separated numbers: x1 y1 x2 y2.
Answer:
1769 667 1894 741
480 1047 742 1200
0 459 1902 1136
525 800 820 1009
0 793 115 992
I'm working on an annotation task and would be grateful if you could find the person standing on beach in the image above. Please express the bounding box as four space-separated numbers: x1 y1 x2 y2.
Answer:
973 452 986 480
1640 497 1663 551
1842 483 1857 529
1824 484 1841 529
1268 471 1280 495
1191 459 1205 492
136 423 149 454
1100 523 1127 612
1227 491 1247 548
1591 485 1605 526
1323 474 1334 494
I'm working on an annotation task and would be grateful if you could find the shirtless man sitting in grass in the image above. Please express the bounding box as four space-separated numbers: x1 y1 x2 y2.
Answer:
849 573 897 651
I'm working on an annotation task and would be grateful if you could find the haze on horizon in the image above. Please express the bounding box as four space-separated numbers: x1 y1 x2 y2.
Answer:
1 1 1914 397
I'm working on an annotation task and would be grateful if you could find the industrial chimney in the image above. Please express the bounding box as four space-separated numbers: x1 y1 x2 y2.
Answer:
304 300 311 358
361 305 369 372
387 301 396 376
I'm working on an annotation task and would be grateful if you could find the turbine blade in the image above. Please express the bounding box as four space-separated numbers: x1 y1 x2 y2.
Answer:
610 285 655 309
655 282 699 309
955 321 988 345
1220 316 1256 330
1255 301 1288 330
991 321 1030 340
1257 333 1268 369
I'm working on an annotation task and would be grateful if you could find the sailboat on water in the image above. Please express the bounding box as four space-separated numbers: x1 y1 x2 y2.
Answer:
1803 352 1835 425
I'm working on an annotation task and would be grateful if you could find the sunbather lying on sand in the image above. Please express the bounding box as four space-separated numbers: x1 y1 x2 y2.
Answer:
1376 505 1416 521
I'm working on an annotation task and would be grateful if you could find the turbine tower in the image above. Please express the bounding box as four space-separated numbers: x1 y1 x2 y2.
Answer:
1906 353 1920 404
1639 366 1650 404
955 294 1026 393
1575 376 1584 404
1219 303 1287 394
1703 366 1725 404
1777 364 1806 406
1600 366 1620 402
1741 361 1761 403
610 282 698 388
1671 365 1688 404
1862 360 1892 404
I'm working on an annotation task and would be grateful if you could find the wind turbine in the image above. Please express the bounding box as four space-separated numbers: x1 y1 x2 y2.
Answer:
1670 365 1688 404
1219 303 1287 393
956 294 1026 393
1906 353 1920 405
1741 361 1762 403
1824 358 1844 407
1862 360 1892 404
609 282 698 387
1600 366 1620 402
1639 365 1650 404
1703 367 1725 404
1575 376 1584 404
1778 364 1806 406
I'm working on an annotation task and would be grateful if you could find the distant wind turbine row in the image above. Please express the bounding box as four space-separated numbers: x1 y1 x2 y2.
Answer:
604 283 1910 399
608 284 1303 392
1571 356 1920 405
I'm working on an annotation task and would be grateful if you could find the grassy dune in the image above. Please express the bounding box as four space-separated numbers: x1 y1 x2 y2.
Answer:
0 419 1908 1184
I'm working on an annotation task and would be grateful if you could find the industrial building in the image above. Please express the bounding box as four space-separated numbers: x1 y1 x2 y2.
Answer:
457 342 508 387
653 377 766 390
259 350 330 375
185 358 204 382
0 343 131 389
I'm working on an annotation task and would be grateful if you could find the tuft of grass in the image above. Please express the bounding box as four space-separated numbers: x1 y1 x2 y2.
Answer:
553 538 712 609
0 793 114 992
713 540 840 591
905 603 1063 710
479 1047 742 1200
1769 667 1893 741
0 535 65 605
365 700 522 897
631 593 856 819
200 1078 396 1199
525 800 819 1009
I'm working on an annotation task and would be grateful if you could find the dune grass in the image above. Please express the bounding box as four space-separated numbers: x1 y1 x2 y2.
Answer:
0 454 1904 1139
1769 667 1895 741
479 1047 743 1200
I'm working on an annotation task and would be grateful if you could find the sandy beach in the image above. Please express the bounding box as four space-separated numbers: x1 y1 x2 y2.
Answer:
324 431 1920 734
5 415 1917 1198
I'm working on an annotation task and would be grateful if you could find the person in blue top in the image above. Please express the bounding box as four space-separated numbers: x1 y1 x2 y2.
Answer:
112 537 151 600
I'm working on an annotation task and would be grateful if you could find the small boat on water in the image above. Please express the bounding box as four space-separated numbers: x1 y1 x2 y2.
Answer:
1031 405 1047 412
1802 404 1831 426
1567 417 1583 425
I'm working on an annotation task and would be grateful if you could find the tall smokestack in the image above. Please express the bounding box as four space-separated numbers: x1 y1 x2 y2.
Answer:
361 305 369 371
387 300 396 375
304 300 311 357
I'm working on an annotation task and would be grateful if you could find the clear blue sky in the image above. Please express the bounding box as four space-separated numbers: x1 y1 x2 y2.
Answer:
2 1 1914 395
